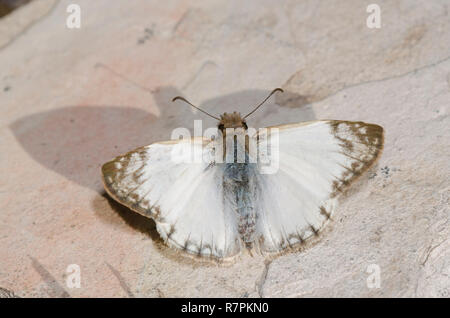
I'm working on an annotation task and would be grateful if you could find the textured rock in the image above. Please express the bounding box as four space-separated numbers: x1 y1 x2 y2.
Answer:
0 0 448 297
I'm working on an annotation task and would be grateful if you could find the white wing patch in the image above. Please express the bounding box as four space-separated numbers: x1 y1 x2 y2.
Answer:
254 120 383 253
102 138 242 260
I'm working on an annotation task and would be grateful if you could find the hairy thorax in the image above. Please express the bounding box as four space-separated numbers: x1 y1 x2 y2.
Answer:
219 112 258 249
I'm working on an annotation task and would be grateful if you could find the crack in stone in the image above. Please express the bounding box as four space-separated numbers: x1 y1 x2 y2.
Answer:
421 238 447 266
0 0 59 51
322 54 450 102
255 260 272 298
29 255 70 298
105 262 135 298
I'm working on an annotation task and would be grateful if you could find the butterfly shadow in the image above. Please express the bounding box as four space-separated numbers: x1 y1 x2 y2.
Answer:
10 86 316 248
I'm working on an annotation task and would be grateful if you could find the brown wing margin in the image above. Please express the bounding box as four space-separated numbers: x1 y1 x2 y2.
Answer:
101 145 164 222
327 120 384 199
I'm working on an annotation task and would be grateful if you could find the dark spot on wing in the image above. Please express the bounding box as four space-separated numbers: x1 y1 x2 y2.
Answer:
319 206 331 220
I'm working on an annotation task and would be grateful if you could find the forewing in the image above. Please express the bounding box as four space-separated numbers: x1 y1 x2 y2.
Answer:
254 120 384 253
102 138 241 260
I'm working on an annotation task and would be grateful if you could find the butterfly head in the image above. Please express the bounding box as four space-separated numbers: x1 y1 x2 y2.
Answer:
218 112 248 132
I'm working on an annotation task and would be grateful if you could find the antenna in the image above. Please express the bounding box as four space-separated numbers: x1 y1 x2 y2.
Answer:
243 88 284 119
172 96 220 120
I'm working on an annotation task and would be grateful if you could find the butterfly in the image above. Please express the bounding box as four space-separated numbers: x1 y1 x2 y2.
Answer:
101 88 384 261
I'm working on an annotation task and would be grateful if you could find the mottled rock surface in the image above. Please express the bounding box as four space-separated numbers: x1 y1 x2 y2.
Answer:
0 0 448 297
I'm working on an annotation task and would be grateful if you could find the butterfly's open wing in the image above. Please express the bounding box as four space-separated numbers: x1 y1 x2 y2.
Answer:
102 138 241 260
254 120 384 254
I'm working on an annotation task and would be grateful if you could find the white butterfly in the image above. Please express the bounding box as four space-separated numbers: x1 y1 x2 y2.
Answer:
102 89 384 261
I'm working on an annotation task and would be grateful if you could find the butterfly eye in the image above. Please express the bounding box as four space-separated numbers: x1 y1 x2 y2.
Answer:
218 124 224 131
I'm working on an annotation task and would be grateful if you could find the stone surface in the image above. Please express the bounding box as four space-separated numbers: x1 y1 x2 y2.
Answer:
0 0 448 297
